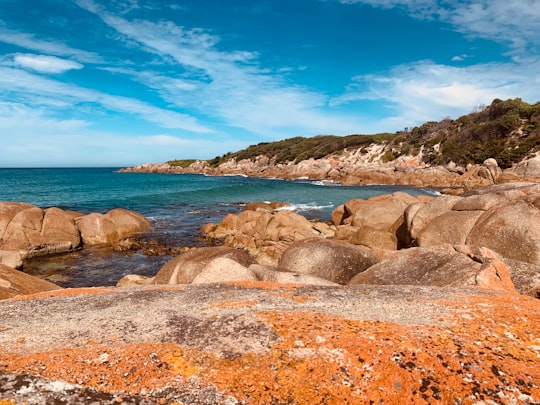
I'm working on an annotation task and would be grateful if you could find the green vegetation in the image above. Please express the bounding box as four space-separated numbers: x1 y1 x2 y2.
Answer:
410 98 540 168
181 98 540 170
208 133 395 167
167 159 198 168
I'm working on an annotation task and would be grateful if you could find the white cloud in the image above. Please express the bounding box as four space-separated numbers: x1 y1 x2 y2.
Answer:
0 26 102 63
336 0 540 54
332 59 540 129
11 53 84 73
75 0 366 138
0 102 238 167
0 66 211 133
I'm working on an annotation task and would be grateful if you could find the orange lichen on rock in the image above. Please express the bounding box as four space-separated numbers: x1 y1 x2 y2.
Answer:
1 288 539 404
204 299 259 310
9 287 116 300
0 343 203 396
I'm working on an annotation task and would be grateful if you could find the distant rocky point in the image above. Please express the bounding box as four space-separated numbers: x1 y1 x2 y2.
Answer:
120 98 540 192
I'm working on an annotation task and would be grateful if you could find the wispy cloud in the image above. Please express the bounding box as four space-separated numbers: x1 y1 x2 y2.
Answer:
8 53 84 73
0 101 237 167
75 0 366 138
336 0 540 54
0 26 102 63
0 66 212 132
332 59 540 128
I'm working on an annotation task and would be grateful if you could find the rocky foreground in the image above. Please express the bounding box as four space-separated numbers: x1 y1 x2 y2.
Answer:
1 284 540 404
1 182 540 403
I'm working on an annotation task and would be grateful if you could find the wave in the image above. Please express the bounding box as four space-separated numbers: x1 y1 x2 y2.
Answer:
274 203 335 213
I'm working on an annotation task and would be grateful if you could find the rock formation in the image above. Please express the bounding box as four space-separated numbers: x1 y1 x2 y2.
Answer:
0 264 61 300
1 283 539 403
0 202 152 270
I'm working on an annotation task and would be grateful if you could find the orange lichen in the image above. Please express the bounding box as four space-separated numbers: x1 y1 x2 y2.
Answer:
1 291 539 403
204 299 259 310
9 287 116 300
0 343 203 396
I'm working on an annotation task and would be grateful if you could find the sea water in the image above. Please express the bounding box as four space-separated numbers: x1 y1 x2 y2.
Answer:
0 168 438 287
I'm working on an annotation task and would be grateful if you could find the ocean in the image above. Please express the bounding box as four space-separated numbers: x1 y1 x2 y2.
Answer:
0 168 438 287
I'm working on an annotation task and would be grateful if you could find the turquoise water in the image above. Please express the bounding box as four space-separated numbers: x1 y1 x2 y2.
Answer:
0 168 437 287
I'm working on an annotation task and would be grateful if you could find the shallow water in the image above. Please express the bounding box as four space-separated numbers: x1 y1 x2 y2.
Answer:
0 168 438 287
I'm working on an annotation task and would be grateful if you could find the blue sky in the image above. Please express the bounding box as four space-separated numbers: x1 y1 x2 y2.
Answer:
0 0 539 167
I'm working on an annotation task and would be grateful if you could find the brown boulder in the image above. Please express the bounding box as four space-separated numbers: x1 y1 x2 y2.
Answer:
249 264 339 286
264 211 318 242
0 206 44 250
0 205 81 257
416 210 484 247
0 202 34 238
153 247 255 285
106 209 152 239
116 274 155 287
41 207 81 249
278 238 379 284
349 245 516 293
467 201 540 265
0 250 23 269
76 209 151 245
406 196 461 243
349 226 398 250
350 195 405 230
0 264 61 300
191 258 258 284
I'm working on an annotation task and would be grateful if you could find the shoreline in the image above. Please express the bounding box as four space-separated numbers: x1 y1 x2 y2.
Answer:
118 153 540 195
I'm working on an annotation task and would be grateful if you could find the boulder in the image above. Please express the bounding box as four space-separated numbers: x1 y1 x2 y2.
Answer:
512 155 540 177
153 247 255 285
0 264 62 300
116 274 155 287
502 258 540 298
203 210 330 266
76 209 151 245
0 250 23 269
192 258 258 284
0 202 34 238
416 210 484 247
278 238 379 284
466 201 540 265
406 196 461 243
106 209 152 239
0 205 81 257
352 193 419 230
349 245 516 293
249 264 339 286
41 207 81 249
75 213 118 245
347 226 398 250
264 211 318 242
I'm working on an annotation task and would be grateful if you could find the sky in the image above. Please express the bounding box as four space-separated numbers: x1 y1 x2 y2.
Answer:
0 0 539 167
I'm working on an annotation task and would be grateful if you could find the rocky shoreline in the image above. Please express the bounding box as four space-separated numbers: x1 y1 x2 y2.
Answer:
119 149 540 194
1 180 540 403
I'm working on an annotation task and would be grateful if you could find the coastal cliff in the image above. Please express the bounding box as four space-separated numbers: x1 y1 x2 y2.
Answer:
120 98 540 192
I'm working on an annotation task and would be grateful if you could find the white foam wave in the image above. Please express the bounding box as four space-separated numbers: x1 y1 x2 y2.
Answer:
275 203 335 212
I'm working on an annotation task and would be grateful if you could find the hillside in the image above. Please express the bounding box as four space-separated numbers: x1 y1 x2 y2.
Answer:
168 98 540 170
